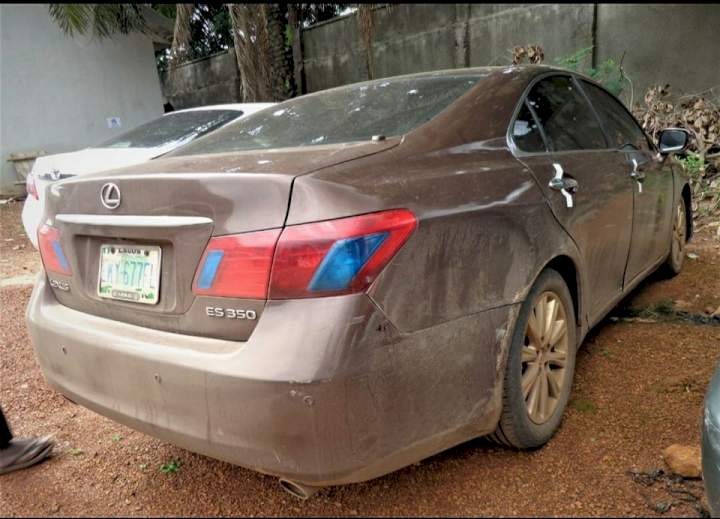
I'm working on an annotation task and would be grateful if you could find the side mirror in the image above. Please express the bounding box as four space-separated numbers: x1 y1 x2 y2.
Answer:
658 128 691 155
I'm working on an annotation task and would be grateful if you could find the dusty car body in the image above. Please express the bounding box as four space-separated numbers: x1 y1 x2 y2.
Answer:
703 362 720 517
27 66 692 498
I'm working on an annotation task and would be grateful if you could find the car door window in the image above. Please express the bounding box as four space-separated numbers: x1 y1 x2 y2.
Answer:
580 80 649 151
512 102 547 153
526 75 607 151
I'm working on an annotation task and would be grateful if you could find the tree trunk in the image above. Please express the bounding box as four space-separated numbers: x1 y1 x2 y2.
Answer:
264 4 293 101
288 4 304 96
228 3 292 102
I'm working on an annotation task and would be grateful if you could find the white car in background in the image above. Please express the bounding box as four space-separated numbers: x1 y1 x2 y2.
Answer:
22 103 275 248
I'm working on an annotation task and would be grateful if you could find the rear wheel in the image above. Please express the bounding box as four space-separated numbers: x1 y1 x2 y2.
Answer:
662 196 687 277
492 269 577 449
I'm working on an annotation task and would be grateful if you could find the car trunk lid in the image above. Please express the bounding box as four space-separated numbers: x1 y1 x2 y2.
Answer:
40 140 398 341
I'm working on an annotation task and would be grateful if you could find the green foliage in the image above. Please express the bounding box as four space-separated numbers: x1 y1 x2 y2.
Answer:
554 46 627 97
676 152 705 179
48 4 147 39
570 398 597 414
111 434 123 442
160 459 181 473
285 23 294 48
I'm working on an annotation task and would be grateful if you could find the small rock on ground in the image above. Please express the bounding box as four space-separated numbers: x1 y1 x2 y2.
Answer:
661 444 702 478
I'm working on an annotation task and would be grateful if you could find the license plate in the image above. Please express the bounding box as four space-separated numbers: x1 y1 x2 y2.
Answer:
97 244 161 305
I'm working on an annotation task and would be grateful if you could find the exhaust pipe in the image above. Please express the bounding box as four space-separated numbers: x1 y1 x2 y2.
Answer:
278 479 320 500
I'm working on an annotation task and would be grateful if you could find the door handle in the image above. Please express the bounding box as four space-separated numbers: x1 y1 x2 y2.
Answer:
549 176 579 193
630 158 645 192
549 163 578 208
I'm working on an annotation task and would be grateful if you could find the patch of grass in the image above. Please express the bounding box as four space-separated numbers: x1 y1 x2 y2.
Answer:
160 459 181 474
619 299 675 319
570 398 597 414
599 349 613 359
649 299 675 316
68 447 84 456
111 434 123 442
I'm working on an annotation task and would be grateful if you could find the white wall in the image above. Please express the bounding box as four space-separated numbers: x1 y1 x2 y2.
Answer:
0 4 164 195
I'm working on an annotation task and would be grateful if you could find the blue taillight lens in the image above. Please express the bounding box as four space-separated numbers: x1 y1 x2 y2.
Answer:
308 232 388 292
197 250 224 289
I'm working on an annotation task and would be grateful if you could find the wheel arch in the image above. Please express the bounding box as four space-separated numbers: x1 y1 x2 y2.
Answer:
538 255 582 330
681 183 693 242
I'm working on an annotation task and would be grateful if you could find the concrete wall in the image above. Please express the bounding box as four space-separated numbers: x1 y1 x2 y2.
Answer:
301 3 719 100
595 4 720 101
158 4 720 113
302 4 595 92
161 50 242 110
0 4 164 196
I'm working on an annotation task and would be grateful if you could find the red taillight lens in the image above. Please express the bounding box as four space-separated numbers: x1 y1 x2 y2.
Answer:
269 209 417 299
38 224 72 276
26 173 38 200
192 209 417 300
192 229 281 298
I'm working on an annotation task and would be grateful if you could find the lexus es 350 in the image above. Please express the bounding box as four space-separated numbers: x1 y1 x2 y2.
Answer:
27 66 693 499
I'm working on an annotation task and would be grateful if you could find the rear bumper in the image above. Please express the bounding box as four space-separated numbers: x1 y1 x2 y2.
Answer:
21 196 40 249
27 275 517 486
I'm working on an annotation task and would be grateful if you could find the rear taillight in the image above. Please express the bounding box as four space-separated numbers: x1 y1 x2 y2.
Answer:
269 209 417 298
192 209 417 300
38 224 72 276
192 229 281 299
26 173 38 200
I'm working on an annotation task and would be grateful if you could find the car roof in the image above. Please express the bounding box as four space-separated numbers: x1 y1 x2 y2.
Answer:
170 103 276 115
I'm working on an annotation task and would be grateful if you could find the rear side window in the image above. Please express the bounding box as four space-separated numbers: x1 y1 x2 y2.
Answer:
97 110 242 149
526 75 607 151
170 75 485 155
512 102 547 153
580 80 649 150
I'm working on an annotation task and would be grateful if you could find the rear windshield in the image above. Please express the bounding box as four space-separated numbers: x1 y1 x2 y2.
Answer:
97 110 242 149
170 76 484 156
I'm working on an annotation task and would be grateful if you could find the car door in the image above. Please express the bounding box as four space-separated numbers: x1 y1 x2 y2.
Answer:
510 74 635 323
578 79 675 284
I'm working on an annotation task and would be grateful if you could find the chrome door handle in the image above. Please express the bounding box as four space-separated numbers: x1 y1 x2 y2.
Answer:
630 158 645 193
549 176 579 193
549 163 577 208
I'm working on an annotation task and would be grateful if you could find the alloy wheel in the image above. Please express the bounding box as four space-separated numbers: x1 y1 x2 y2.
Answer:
521 291 569 425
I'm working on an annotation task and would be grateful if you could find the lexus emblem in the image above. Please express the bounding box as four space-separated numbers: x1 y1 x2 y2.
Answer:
100 183 121 210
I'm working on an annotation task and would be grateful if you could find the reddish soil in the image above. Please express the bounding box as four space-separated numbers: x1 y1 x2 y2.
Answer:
1 202 719 517
0 202 42 281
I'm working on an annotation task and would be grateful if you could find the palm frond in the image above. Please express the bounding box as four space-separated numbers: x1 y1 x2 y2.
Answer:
48 4 93 37
48 4 148 40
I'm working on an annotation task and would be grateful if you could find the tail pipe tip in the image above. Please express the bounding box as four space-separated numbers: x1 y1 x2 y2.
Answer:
278 479 321 500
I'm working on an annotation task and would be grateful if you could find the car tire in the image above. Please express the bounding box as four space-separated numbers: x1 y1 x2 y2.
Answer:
661 195 688 277
491 268 577 449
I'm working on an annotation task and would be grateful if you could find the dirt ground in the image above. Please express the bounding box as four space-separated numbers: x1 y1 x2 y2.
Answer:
1 200 719 517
